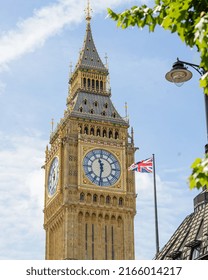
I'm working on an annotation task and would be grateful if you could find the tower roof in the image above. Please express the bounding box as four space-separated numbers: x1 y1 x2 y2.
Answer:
155 190 208 260
75 21 108 73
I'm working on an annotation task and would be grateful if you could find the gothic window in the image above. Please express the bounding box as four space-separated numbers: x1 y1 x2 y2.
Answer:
100 81 103 91
90 127 94 135
112 112 116 118
115 131 119 139
106 195 111 204
78 211 83 222
83 78 86 88
84 99 87 105
104 103 108 109
103 129 106 137
84 126 88 134
90 109 94 114
119 197 123 206
93 194 97 202
92 79 95 89
79 107 83 112
80 193 85 201
109 130 113 138
97 128 100 136
96 80 99 90
87 78 90 89
94 101 98 107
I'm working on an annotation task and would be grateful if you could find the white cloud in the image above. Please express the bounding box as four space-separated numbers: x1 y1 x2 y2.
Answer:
0 0 149 71
0 131 46 259
0 0 83 70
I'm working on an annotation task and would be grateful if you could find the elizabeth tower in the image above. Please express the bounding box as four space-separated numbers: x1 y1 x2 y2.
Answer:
43 9 137 260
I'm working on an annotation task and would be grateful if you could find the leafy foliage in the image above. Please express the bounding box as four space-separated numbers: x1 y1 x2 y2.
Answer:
108 0 208 189
189 155 208 189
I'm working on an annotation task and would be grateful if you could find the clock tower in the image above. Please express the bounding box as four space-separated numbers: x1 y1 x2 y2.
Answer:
43 10 137 260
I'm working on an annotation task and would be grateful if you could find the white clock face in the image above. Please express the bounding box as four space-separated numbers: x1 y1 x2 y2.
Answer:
83 149 121 187
48 157 59 196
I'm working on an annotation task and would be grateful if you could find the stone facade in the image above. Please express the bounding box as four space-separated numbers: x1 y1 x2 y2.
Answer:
43 13 137 260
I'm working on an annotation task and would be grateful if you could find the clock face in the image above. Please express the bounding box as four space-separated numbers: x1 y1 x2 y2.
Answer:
83 149 121 187
48 157 59 196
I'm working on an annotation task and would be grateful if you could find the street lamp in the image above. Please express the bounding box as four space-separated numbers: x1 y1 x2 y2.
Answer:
165 58 208 153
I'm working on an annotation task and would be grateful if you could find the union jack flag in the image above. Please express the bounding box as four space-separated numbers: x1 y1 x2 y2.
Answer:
128 157 153 173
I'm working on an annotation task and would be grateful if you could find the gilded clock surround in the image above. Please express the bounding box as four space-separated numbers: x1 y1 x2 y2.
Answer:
43 11 137 260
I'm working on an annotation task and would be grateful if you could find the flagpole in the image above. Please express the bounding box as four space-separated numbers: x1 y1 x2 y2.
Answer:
152 153 160 255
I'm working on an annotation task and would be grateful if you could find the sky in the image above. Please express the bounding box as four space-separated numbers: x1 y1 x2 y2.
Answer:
0 0 205 260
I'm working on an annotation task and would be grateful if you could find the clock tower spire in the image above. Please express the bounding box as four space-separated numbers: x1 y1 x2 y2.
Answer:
44 7 137 260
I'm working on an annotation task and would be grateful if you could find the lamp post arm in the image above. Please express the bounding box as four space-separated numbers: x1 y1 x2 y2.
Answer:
177 58 205 76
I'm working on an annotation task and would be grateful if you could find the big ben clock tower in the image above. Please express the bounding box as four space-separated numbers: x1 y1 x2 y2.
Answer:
43 7 137 260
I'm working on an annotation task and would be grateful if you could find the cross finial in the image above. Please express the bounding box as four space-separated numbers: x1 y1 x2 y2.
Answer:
85 0 92 22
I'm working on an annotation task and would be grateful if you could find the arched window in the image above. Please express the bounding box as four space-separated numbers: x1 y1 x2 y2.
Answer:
79 107 83 112
92 79 95 89
90 127 94 135
97 128 100 136
100 81 103 91
96 80 99 90
83 78 86 88
87 78 90 89
115 131 119 139
119 197 123 206
106 195 111 204
101 111 106 116
84 126 88 134
103 129 106 137
84 99 87 105
109 130 113 138
104 103 108 109
80 193 85 201
93 194 97 202
90 109 94 114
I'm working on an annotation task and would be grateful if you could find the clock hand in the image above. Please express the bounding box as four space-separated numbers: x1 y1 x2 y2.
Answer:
98 159 104 185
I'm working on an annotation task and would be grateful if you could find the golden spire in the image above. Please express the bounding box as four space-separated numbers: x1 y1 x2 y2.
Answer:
85 0 92 22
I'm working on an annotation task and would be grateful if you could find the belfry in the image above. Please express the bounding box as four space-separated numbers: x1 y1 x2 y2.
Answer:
43 4 137 260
